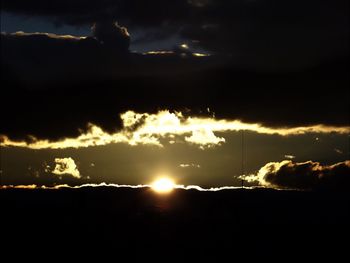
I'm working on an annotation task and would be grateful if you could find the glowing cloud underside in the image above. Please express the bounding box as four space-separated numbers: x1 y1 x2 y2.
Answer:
1 110 349 149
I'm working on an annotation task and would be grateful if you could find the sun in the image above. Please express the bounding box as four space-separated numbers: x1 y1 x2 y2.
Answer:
151 178 175 193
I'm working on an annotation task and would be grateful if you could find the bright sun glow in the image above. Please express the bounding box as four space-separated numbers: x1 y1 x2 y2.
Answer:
151 178 175 193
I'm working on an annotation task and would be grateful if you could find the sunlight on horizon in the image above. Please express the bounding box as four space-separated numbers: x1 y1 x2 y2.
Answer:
151 178 175 193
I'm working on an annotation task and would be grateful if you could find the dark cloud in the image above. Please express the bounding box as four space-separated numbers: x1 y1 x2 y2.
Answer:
246 160 350 190
183 0 349 69
1 29 349 141
92 21 130 51
2 0 349 69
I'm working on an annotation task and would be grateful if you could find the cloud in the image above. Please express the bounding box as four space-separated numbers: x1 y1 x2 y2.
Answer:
2 0 348 69
1 29 131 90
1 110 349 149
52 158 81 179
185 128 225 148
1 22 131 57
92 21 130 51
1 29 349 142
7 31 87 40
3 158 350 190
1 184 39 189
242 160 350 190
180 163 201 168
334 149 343 154
284 155 296 159
0 182 248 191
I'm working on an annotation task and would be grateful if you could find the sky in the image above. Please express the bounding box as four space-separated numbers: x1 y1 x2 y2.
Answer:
1 0 349 189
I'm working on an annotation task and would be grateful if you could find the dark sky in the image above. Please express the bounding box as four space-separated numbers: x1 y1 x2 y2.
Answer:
1 0 349 189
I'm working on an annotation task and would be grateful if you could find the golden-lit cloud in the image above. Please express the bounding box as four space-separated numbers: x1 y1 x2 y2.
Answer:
185 128 225 148
142 51 175 55
10 31 87 40
192 52 210 57
284 155 296 159
1 184 39 189
179 163 201 168
0 125 132 149
52 157 81 179
1 110 349 149
142 50 210 57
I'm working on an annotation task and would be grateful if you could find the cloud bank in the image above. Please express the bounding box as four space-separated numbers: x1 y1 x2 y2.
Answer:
2 0 348 70
1 110 349 149
1 29 349 142
242 160 350 190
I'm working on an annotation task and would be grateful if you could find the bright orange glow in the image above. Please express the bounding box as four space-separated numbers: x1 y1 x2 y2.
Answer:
151 178 175 193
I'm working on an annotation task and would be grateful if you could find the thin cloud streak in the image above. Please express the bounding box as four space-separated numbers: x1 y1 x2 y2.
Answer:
180 163 201 168
6 31 87 40
0 182 254 191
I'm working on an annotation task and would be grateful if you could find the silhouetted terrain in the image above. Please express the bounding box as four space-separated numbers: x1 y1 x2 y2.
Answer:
1 187 349 260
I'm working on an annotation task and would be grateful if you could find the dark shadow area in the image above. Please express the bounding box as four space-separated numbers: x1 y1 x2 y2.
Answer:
1 187 349 260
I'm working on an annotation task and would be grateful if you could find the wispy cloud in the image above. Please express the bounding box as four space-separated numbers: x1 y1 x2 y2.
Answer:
1 110 349 149
179 163 201 168
284 155 296 159
334 148 343 154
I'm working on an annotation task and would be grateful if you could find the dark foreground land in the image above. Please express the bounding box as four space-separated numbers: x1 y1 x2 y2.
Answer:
1 187 349 260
